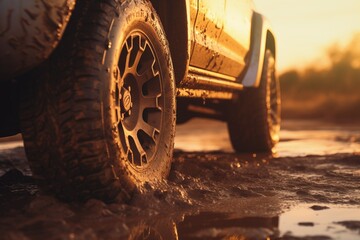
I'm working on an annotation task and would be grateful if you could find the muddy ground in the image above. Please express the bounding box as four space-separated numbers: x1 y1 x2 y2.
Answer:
0 119 359 240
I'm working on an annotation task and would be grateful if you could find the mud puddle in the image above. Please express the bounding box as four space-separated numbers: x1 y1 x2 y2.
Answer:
0 119 360 239
177 204 360 240
280 204 360 240
175 119 360 157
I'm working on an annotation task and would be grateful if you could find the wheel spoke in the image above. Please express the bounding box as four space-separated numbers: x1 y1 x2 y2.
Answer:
132 35 147 71
142 95 161 110
130 135 147 166
114 66 121 84
133 49 144 71
125 50 132 71
270 85 277 95
138 62 158 85
270 109 278 122
271 96 278 106
124 38 134 70
115 106 121 124
139 119 159 141
118 123 131 152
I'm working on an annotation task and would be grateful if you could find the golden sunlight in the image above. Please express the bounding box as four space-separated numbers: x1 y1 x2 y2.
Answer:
254 0 360 72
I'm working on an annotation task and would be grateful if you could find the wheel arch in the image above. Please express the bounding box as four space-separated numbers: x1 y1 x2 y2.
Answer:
149 0 190 85
266 30 276 59
240 12 277 88
0 0 76 81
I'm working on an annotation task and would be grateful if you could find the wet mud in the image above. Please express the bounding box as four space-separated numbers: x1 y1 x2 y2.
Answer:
0 119 360 240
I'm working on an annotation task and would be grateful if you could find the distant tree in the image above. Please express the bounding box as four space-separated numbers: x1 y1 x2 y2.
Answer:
279 70 300 90
279 33 360 120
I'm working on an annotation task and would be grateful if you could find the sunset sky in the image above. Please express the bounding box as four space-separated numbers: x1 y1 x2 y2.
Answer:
253 0 360 72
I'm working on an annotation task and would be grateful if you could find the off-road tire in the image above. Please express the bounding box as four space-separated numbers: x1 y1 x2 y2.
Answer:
227 50 281 153
19 0 176 201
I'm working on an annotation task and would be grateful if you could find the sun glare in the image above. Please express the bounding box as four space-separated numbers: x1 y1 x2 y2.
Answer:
253 0 360 72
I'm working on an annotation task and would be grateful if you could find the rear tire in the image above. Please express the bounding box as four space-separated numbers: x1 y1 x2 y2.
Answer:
227 50 281 153
19 0 176 201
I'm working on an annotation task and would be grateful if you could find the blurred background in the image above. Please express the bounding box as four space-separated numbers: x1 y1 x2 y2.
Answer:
254 0 360 121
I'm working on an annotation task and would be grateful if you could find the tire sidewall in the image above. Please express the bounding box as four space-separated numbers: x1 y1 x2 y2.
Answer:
262 50 280 147
227 49 280 153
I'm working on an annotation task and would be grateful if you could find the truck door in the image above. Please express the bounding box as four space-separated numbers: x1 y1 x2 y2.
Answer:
190 0 253 79
190 0 226 75
220 0 253 77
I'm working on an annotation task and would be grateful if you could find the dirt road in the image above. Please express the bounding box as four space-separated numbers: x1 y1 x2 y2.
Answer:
0 119 359 239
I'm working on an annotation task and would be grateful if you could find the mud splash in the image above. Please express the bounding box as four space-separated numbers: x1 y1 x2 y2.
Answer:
0 119 360 239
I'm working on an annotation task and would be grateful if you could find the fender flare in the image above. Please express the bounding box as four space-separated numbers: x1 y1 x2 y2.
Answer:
0 0 75 81
241 12 276 87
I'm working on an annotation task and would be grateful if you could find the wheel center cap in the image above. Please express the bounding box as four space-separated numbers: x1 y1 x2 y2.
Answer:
121 89 132 113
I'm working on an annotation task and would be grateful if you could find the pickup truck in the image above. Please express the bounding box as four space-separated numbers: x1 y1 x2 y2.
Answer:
0 0 280 201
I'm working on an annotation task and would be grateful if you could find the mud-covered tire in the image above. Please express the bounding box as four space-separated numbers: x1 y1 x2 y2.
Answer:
227 50 281 153
19 0 176 201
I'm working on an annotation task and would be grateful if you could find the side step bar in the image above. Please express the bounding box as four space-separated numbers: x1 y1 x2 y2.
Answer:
177 66 244 99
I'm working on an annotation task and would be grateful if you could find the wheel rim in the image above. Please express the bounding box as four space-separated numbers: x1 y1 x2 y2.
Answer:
267 62 281 141
115 31 163 168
